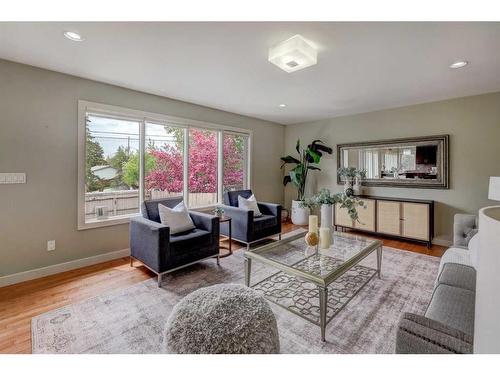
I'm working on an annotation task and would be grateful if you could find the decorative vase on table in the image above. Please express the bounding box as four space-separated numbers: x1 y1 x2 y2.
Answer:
320 204 333 228
344 180 354 197
353 176 363 196
291 200 310 225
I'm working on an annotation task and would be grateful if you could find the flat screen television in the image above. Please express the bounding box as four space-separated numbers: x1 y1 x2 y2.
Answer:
416 145 437 165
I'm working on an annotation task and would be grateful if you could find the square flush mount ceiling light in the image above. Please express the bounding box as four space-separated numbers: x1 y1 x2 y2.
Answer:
268 35 318 73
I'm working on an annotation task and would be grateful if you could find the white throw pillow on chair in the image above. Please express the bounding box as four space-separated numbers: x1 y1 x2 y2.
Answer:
238 194 262 217
158 201 195 234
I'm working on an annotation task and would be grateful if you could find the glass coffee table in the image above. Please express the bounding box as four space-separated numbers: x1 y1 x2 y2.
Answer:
244 231 383 341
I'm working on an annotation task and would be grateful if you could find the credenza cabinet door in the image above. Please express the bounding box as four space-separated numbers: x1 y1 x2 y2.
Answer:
402 202 430 241
335 204 353 228
377 200 401 236
354 199 376 232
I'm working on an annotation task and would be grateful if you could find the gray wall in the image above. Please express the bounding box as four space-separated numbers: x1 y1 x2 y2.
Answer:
284 92 500 244
0 59 285 276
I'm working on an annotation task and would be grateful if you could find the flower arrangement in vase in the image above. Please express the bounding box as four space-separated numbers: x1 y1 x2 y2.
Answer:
338 167 367 196
353 169 367 196
213 206 225 217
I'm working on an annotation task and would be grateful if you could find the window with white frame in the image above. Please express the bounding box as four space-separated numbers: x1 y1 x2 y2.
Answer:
84 115 141 223
223 132 248 193
144 122 185 201
78 101 252 229
188 128 218 207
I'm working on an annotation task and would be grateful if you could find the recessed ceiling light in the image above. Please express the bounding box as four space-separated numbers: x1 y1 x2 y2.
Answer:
279 104 287 108
449 61 468 69
63 31 84 42
268 35 317 73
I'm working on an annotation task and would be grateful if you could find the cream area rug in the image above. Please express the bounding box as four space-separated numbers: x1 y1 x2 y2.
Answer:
32 231 439 354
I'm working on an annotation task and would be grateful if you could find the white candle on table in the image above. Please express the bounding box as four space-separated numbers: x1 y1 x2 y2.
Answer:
319 227 332 249
309 215 318 234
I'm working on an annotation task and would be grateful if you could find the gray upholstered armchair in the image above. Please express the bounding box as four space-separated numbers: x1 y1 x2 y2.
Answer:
221 190 282 250
130 197 220 287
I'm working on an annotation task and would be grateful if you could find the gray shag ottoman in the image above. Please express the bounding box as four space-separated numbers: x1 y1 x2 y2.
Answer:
164 283 280 354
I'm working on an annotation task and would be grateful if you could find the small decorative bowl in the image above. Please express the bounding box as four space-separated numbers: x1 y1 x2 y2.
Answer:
305 231 319 247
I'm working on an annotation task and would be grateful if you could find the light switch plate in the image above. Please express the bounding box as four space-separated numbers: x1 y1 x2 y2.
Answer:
0 173 26 184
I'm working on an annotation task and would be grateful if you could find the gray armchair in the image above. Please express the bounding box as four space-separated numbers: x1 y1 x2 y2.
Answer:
221 190 282 250
130 197 220 287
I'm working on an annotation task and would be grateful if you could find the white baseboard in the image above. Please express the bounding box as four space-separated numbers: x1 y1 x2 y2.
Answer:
0 248 131 288
432 238 452 247
0 234 452 288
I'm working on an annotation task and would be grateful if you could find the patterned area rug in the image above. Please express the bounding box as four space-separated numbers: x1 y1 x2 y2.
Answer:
32 234 439 354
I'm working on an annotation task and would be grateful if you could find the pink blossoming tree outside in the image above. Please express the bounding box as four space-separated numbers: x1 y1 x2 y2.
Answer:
145 129 244 194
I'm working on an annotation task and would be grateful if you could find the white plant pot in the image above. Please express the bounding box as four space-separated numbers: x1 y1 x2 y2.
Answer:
353 177 362 196
344 179 353 196
320 204 333 228
291 200 310 225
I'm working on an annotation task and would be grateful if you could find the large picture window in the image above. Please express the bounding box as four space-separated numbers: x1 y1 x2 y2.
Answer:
78 101 252 229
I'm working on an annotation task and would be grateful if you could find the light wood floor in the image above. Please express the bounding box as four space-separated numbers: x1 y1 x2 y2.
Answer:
0 222 446 354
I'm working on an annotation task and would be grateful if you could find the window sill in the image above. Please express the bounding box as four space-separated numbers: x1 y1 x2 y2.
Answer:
78 213 141 230
78 204 220 231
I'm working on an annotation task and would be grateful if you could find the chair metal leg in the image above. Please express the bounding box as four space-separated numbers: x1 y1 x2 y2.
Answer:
244 258 252 287
278 233 282 241
318 286 328 342
246 243 250 251
157 274 162 288
376 246 383 279
216 255 220 265
130 257 133 267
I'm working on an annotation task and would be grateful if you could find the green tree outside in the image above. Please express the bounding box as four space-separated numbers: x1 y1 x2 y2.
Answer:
85 119 106 192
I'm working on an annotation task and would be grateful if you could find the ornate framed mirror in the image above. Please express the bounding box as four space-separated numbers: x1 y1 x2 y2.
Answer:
337 135 449 189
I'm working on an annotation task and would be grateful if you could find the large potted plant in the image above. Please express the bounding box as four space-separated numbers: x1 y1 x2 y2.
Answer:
281 140 333 225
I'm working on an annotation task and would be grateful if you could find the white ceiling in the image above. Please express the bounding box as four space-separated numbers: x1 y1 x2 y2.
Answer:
1 22 500 125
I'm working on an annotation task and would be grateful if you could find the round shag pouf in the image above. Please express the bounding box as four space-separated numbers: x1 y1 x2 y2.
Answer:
164 283 280 354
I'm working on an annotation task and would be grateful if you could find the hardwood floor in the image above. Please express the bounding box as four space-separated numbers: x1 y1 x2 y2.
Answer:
0 222 446 354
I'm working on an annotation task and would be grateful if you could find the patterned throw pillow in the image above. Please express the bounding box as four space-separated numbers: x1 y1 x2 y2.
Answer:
465 228 478 246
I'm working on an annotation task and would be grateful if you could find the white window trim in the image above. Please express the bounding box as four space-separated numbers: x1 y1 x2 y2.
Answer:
78 100 253 230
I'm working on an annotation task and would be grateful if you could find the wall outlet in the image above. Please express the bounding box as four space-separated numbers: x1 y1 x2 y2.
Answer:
47 240 56 252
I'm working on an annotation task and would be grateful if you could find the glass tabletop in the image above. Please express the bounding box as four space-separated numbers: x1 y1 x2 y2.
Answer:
245 231 382 286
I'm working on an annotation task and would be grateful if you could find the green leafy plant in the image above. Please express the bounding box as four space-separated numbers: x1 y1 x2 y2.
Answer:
213 206 225 216
312 188 337 205
281 140 333 201
338 167 358 181
356 169 367 179
299 188 365 221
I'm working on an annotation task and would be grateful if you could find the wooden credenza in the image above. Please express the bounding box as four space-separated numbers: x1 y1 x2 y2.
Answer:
334 196 434 247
